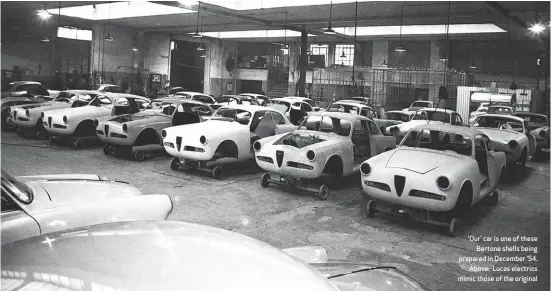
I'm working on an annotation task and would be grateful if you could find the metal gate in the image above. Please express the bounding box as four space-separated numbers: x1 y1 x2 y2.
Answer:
310 67 469 110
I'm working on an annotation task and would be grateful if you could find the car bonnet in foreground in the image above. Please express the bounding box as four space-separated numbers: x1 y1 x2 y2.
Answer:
1 221 337 291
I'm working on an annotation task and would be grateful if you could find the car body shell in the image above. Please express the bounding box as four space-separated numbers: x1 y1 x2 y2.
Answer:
42 93 150 137
94 84 121 93
326 101 402 131
270 97 315 124
472 114 536 164
1 81 49 99
361 124 506 212
10 90 100 129
406 100 434 112
1 173 172 245
1 220 429 291
383 110 416 124
283 96 320 110
386 108 464 142
174 91 217 105
239 93 270 106
96 99 213 147
487 105 514 115
162 104 296 162
254 112 396 179
513 112 550 151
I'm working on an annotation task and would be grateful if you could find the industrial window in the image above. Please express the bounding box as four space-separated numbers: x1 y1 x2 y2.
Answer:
309 44 328 67
57 27 92 41
335 44 354 67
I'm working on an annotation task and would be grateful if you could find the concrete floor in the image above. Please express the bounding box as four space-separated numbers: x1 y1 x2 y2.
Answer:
2 132 549 291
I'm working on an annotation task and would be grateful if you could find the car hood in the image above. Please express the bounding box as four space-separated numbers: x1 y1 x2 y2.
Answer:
385 148 463 174
108 113 168 124
272 130 346 149
19 101 56 110
167 119 246 137
44 105 106 118
315 262 429 291
474 127 521 142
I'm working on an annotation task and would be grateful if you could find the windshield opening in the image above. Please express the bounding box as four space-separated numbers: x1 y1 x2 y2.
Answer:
270 100 291 113
487 107 513 114
385 112 411 122
1 171 33 203
326 104 360 115
515 114 548 126
298 115 352 137
411 101 431 107
401 129 472 156
412 111 450 123
212 108 251 122
474 116 524 132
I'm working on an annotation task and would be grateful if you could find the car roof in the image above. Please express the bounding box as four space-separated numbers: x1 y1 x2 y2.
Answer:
61 90 102 95
411 123 482 138
331 100 371 108
476 113 525 122
489 105 513 108
412 100 433 103
418 108 456 113
175 91 208 96
283 96 314 101
513 112 547 118
239 93 266 97
152 98 210 106
1 221 336 291
221 104 276 112
96 84 118 87
386 110 415 115
316 111 371 122
105 93 149 101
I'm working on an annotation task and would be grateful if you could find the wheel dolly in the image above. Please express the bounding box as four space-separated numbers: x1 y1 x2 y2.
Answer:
49 135 99 149
170 158 225 179
103 144 165 162
364 190 498 237
260 172 330 200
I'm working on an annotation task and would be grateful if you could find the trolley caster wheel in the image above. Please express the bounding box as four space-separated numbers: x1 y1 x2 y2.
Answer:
103 145 113 155
212 165 224 179
49 137 57 144
170 157 180 170
73 140 82 149
448 218 459 237
366 200 376 218
488 191 499 206
261 173 270 187
133 151 146 162
317 185 329 201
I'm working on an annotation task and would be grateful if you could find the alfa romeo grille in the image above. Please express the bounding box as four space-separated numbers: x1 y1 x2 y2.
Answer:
104 125 109 137
176 136 182 151
48 117 52 128
276 150 284 168
394 175 406 197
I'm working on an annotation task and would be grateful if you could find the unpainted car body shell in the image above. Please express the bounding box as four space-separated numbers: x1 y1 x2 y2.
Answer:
255 113 396 179
1 174 172 245
1 221 429 291
361 124 506 212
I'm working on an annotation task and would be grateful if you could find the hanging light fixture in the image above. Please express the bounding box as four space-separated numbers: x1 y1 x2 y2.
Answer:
382 58 388 67
132 47 139 52
192 2 202 38
340 50 346 58
104 6 113 41
41 36 50 42
197 43 205 51
469 62 477 69
199 52 206 58
440 4 451 62
37 4 52 21
323 1 337 35
394 5 406 52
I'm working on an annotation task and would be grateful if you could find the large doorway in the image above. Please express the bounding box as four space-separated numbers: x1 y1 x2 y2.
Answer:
170 41 205 93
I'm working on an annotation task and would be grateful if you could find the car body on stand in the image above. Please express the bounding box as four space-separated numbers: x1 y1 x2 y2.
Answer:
270 97 314 125
487 105 514 115
1 81 50 131
349 96 372 104
97 98 213 161
156 86 185 98
325 100 401 132
406 100 434 111
254 112 396 199
383 110 416 125
174 91 217 105
360 124 505 236
386 108 465 144
239 93 271 106
93 84 121 93
9 90 100 138
471 114 536 170
212 95 260 110
284 96 321 111
1 220 430 291
0 170 172 245
42 93 150 149
162 104 296 178
513 112 550 153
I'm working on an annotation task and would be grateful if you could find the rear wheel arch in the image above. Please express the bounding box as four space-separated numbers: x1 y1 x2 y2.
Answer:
74 119 96 137
215 140 239 159
458 180 474 206
135 128 161 146
323 155 344 177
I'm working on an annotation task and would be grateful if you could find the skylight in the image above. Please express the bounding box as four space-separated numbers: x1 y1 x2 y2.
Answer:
47 1 194 20
179 0 370 10
332 24 506 36
199 30 317 39
57 27 92 41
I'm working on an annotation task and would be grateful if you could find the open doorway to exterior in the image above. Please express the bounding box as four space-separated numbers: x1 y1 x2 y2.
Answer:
170 41 205 93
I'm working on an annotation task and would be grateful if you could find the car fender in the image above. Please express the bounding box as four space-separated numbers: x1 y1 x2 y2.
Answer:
32 194 173 236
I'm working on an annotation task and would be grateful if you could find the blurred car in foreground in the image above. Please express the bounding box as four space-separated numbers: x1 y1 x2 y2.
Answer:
1 220 430 291
513 112 550 154
1 171 172 245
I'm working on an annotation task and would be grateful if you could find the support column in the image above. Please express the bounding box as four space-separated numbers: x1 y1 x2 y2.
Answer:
429 40 446 103
371 40 389 107
287 41 299 96
327 44 336 67
298 30 308 97
372 40 388 67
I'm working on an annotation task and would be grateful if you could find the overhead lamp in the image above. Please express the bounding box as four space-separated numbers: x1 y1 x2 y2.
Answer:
381 59 388 67
104 34 113 41
280 44 288 51
528 22 545 34
469 63 477 69
323 1 337 35
192 2 203 38
197 43 205 51
104 6 113 41
37 9 52 20
199 53 206 58
132 47 138 51
340 50 346 58
395 5 407 53
41 36 50 42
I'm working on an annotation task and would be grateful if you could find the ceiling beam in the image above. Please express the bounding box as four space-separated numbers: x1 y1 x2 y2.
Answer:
152 1 354 42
